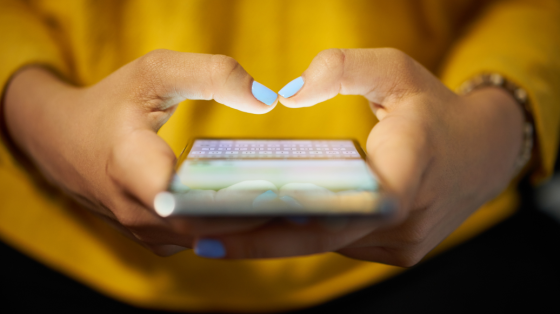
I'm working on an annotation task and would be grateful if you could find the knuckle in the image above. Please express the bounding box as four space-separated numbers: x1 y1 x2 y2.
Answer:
380 48 415 72
137 49 171 71
378 48 423 98
131 49 174 103
392 250 424 267
315 48 346 73
209 54 242 100
115 211 141 230
111 204 148 231
399 227 428 247
210 54 241 81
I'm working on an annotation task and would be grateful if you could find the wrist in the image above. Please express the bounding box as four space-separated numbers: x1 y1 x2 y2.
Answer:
3 66 77 162
458 73 535 178
462 86 526 177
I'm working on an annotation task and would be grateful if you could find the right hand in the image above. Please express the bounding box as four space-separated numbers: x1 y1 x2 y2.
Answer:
3 49 277 256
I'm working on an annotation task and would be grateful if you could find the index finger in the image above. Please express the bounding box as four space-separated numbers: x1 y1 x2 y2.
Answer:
278 48 429 114
193 216 381 259
122 49 278 120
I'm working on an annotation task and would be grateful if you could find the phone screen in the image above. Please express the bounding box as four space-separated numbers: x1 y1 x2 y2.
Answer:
154 139 383 217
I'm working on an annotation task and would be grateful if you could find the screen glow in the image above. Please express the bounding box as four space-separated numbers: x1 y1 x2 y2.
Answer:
157 139 382 216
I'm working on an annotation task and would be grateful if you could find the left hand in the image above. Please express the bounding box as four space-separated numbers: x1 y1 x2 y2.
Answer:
192 48 525 266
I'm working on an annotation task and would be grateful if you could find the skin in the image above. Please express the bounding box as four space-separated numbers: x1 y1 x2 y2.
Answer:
2 48 524 266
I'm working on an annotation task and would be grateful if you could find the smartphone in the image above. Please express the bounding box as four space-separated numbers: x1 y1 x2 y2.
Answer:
154 138 386 217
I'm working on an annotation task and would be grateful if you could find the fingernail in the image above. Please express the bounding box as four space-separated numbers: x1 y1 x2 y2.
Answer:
279 76 304 98
280 195 304 209
286 216 309 225
194 239 226 258
154 192 175 217
252 81 277 105
252 190 277 208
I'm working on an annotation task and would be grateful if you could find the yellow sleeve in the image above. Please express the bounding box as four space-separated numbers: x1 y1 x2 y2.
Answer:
440 0 560 182
0 0 68 167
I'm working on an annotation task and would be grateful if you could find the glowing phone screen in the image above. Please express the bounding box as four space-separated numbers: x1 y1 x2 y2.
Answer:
155 139 383 216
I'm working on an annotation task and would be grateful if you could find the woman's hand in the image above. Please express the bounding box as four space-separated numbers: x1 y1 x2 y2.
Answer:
193 48 525 266
3 49 278 256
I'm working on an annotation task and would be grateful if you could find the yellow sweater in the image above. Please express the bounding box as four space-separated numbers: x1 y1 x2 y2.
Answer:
1 0 559 312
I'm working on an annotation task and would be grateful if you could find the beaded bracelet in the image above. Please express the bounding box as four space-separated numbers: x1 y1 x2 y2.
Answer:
456 73 534 177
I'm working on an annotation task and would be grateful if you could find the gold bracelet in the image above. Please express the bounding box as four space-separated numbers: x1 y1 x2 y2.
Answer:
457 73 534 177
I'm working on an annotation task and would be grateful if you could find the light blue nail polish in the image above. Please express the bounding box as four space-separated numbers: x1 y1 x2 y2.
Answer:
194 239 226 258
252 190 278 208
286 216 309 225
279 76 304 98
252 81 277 106
280 195 304 209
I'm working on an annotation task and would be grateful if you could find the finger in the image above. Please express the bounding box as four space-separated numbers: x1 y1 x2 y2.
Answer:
103 194 195 249
278 48 428 115
366 115 431 220
125 49 277 120
336 247 410 266
337 221 430 267
100 207 189 257
147 244 189 257
193 217 380 259
108 129 176 208
169 217 272 237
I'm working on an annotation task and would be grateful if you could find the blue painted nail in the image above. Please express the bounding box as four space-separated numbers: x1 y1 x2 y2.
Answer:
194 239 226 258
279 76 304 98
280 195 304 209
286 216 309 225
252 81 277 105
252 190 278 208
